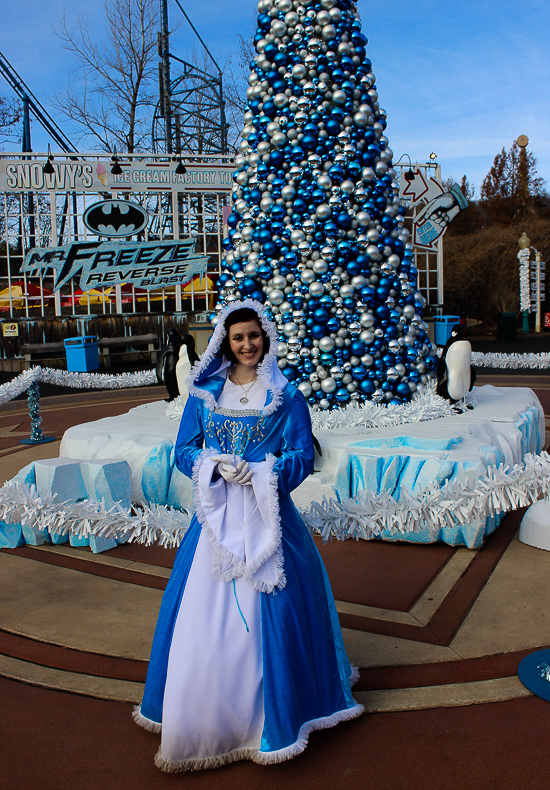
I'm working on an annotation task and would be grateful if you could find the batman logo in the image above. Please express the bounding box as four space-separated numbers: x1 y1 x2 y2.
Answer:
83 199 148 238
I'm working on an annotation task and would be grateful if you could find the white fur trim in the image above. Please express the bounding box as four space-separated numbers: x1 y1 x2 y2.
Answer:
243 453 286 593
155 746 257 773
252 703 364 765
191 449 247 582
153 703 364 772
132 705 162 734
350 666 360 687
192 450 285 592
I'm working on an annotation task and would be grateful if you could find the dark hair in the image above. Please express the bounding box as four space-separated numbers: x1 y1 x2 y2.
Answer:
219 307 270 364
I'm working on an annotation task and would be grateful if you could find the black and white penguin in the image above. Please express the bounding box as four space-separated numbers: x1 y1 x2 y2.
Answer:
156 329 183 401
175 334 200 403
436 324 476 406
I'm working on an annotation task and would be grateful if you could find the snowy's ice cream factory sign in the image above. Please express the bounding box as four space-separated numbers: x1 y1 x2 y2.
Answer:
0 159 234 193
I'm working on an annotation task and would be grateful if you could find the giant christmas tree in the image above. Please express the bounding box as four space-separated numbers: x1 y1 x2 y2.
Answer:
215 0 437 409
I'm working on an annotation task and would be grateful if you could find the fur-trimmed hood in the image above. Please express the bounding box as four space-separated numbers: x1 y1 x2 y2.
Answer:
186 300 288 417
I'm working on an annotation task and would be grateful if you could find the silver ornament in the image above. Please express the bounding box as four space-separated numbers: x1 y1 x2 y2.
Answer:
318 336 335 352
281 184 296 200
321 377 337 394
271 275 287 289
292 63 307 80
312 259 329 275
322 23 336 40
331 89 346 106
271 20 287 37
300 268 315 285
308 281 324 297
367 245 381 261
269 288 285 305
283 321 299 337
315 203 332 220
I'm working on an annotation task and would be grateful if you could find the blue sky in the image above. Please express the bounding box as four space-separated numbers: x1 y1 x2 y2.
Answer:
1 0 549 194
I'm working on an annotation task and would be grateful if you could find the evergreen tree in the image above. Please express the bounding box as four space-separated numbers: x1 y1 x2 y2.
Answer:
480 141 545 217
216 0 436 409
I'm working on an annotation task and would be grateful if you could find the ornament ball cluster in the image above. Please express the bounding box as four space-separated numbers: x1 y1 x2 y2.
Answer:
214 0 437 410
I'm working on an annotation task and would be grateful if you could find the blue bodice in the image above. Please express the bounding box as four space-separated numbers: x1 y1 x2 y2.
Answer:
203 406 268 458
174 376 314 496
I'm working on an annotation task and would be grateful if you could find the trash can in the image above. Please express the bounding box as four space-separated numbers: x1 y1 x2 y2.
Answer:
433 315 461 346
496 312 517 343
64 336 99 372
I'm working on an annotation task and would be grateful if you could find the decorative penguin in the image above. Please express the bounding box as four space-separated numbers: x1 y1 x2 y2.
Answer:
156 329 183 401
437 324 476 407
175 334 200 404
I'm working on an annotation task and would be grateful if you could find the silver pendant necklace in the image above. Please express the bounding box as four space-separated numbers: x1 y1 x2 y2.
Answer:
232 370 257 404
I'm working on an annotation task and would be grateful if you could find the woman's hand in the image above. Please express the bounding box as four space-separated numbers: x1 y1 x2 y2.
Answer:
211 455 253 485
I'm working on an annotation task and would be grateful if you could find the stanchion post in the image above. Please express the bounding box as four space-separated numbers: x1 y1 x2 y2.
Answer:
20 380 56 445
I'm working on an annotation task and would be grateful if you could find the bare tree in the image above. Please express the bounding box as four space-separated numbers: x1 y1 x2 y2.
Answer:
54 0 159 153
0 95 21 148
222 35 254 154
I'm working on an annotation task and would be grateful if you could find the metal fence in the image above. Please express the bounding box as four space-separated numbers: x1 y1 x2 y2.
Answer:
0 151 233 319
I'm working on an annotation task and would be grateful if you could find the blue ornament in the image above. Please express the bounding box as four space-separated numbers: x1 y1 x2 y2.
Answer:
313 307 329 323
396 382 410 398
359 379 375 396
282 366 297 381
350 340 366 357
311 324 326 339
335 388 350 404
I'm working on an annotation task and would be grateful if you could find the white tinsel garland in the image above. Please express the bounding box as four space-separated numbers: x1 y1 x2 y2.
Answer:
470 351 550 369
0 481 190 548
300 450 550 543
518 249 531 313
309 384 471 431
0 366 157 406
2 451 550 547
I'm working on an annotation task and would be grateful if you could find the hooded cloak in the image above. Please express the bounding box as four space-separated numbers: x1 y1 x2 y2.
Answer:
134 300 363 771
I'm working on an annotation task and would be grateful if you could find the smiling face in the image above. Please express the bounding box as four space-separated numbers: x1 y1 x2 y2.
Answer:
228 319 264 369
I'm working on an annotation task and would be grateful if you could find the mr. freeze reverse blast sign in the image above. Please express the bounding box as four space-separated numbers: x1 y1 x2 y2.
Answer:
21 238 210 291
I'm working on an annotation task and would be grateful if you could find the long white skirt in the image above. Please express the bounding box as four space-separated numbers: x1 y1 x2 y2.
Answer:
158 527 265 769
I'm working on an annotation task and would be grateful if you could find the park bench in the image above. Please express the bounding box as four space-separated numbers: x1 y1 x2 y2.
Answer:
98 334 159 367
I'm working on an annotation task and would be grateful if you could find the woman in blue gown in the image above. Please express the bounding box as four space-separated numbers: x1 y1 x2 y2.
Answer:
133 300 363 771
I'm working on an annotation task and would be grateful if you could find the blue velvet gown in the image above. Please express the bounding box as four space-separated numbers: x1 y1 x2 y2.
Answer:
134 357 363 771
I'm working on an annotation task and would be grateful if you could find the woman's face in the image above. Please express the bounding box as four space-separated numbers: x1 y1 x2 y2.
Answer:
228 320 264 368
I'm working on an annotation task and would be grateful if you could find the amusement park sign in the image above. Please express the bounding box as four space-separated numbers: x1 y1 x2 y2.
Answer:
0 159 234 193
21 238 210 291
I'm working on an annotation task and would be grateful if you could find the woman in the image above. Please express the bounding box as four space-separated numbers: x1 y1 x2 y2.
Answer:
134 299 363 771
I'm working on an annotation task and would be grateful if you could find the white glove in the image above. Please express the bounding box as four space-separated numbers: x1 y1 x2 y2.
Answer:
211 455 253 486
